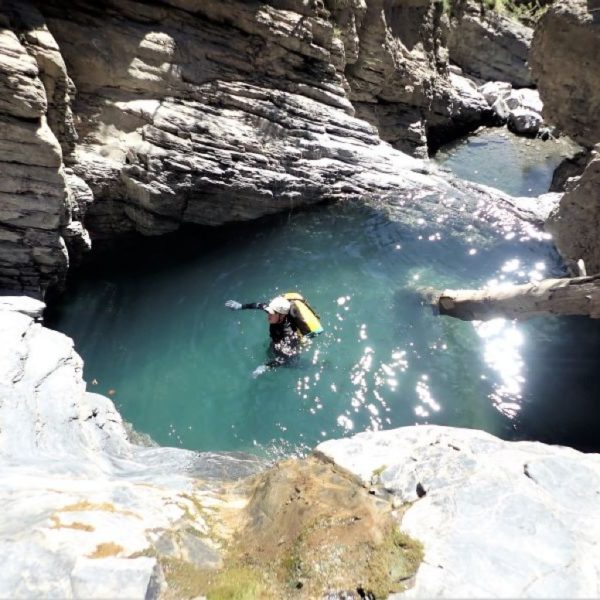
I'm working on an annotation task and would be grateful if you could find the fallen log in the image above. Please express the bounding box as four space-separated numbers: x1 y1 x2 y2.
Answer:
422 274 600 321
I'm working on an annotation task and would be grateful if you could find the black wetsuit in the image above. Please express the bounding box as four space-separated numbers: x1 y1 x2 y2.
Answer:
241 302 300 367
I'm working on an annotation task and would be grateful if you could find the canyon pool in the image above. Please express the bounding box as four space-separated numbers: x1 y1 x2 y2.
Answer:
47 129 600 457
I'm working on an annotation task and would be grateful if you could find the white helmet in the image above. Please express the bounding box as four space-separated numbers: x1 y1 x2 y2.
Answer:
266 296 291 315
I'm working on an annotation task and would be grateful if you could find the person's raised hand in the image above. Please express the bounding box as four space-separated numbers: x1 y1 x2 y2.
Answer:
225 300 242 310
252 364 269 378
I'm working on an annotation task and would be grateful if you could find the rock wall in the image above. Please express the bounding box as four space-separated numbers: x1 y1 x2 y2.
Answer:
530 0 600 148
547 149 600 273
0 3 93 293
530 0 600 273
448 0 534 88
0 21 67 292
0 0 512 294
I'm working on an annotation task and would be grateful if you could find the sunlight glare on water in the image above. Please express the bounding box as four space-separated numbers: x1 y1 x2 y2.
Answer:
47 129 600 456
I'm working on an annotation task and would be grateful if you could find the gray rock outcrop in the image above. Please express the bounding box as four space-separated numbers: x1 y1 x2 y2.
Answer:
0 25 68 292
318 426 600 598
449 0 534 87
530 0 600 149
530 0 600 273
0 3 93 293
0 0 507 294
547 148 600 274
0 296 264 599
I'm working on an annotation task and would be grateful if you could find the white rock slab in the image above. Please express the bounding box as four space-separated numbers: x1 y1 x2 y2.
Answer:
70 557 163 599
317 426 600 598
0 295 44 318
0 303 262 599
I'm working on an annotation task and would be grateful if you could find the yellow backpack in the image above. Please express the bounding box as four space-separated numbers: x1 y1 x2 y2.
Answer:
283 292 323 337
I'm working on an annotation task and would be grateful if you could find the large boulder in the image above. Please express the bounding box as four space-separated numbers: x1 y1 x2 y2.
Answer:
530 0 600 148
547 149 600 273
318 426 600 598
507 107 543 135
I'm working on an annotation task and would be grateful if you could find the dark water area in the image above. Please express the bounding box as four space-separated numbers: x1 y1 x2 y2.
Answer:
46 128 600 457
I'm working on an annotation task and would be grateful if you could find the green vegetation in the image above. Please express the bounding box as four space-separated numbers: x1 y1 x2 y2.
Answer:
279 517 423 597
361 527 425 598
500 0 549 26
442 0 549 26
160 558 269 600
372 464 388 478
205 566 268 600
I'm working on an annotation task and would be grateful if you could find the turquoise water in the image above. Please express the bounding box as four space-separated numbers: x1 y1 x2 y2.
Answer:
435 127 580 196
47 130 600 456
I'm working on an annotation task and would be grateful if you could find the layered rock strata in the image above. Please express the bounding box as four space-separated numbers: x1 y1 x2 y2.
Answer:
0 25 67 292
530 0 600 273
1 0 524 293
0 3 92 293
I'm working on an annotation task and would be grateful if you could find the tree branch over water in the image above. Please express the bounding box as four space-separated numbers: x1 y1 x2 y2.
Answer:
421 274 600 321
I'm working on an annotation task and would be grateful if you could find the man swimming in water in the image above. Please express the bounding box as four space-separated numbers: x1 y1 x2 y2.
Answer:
225 295 300 377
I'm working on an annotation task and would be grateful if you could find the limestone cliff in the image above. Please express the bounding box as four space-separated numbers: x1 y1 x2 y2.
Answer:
0 0 509 294
448 0 534 88
530 0 600 273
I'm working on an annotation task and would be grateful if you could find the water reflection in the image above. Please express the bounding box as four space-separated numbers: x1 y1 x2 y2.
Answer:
47 180 600 455
474 319 525 419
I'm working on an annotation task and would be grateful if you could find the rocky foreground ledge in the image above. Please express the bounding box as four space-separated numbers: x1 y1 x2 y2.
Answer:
1 296 599 599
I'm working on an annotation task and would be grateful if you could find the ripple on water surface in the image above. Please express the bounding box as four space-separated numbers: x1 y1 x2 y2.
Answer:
47 129 599 457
